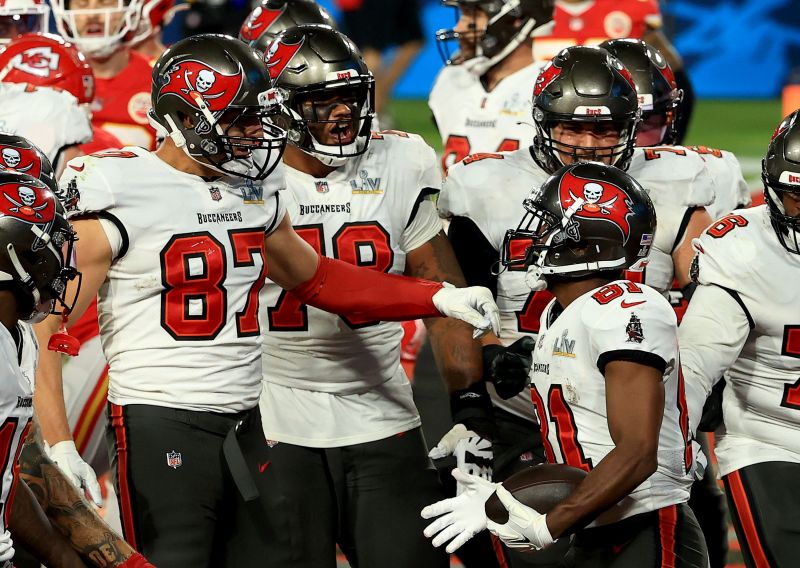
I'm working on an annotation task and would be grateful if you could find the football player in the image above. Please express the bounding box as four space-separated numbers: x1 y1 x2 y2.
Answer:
423 162 707 567
599 39 741 568
680 111 800 568
430 0 555 172
51 0 157 150
224 25 489 567
436 45 712 564
239 0 335 53
0 170 153 567
33 33 499 567
534 0 695 143
0 34 92 173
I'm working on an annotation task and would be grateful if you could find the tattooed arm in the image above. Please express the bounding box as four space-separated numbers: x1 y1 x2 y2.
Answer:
16 419 146 567
9 477 86 567
405 230 483 392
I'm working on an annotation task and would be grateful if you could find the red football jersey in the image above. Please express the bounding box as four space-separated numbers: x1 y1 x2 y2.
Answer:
79 126 124 156
534 0 662 62
91 51 157 150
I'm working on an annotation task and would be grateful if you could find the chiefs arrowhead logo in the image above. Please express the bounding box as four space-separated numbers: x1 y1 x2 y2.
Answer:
534 58 562 97
0 182 56 226
158 60 244 113
0 146 41 177
559 170 634 243
240 4 286 42
264 35 305 81
8 46 61 79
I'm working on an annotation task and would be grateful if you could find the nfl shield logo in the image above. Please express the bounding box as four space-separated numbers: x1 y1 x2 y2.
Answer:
208 186 222 201
166 450 182 469
315 180 329 194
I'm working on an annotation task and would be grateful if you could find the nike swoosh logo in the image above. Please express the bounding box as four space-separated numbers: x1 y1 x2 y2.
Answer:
258 461 271 474
69 164 85 172
620 300 646 308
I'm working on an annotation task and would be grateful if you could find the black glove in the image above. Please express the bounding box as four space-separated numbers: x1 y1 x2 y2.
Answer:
450 380 495 439
482 336 536 400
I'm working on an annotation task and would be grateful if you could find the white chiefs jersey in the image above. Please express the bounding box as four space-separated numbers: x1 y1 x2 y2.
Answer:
0 83 92 163
530 282 692 523
429 62 544 172
61 147 286 413
0 323 36 532
259 131 443 447
627 147 714 294
680 206 800 476
687 145 751 220
440 148 550 422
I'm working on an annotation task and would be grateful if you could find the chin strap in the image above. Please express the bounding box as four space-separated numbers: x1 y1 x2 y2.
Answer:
48 313 80 356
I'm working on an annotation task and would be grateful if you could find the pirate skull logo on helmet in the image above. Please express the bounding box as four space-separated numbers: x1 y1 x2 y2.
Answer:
2 148 21 168
18 186 36 206
195 69 216 93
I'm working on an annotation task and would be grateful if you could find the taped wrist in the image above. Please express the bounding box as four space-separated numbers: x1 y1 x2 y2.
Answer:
450 381 495 439
290 255 444 321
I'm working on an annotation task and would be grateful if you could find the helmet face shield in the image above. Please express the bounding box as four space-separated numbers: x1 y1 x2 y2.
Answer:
0 14 44 41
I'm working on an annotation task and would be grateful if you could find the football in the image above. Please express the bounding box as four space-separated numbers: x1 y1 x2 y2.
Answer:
485 463 588 524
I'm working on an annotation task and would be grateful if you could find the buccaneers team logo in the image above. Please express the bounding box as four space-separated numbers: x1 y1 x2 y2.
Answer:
264 35 305 80
7 46 60 78
558 170 634 243
158 60 244 112
0 182 56 225
239 4 286 42
0 146 40 177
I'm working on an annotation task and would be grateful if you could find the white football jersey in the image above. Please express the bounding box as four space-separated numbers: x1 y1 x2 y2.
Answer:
0 83 92 163
61 147 286 413
259 131 443 447
0 323 35 532
680 205 800 476
627 146 714 294
440 148 551 422
686 145 751 220
530 281 692 522
429 63 544 171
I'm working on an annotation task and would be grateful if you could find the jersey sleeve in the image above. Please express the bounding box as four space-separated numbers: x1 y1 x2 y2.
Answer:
631 148 714 209
679 283 750 430
584 284 678 378
58 99 93 148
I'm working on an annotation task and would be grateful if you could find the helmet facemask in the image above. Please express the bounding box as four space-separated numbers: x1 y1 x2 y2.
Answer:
52 0 142 58
533 113 640 174
436 0 552 76
279 76 375 167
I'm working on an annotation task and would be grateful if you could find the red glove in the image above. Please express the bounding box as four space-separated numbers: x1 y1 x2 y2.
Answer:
118 552 156 568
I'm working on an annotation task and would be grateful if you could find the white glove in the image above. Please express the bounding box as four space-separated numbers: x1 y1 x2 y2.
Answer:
0 530 13 562
432 283 501 339
428 424 493 493
486 485 555 551
421 469 499 553
47 440 103 506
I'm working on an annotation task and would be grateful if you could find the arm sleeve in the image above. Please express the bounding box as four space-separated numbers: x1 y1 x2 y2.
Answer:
679 283 750 431
447 216 499 297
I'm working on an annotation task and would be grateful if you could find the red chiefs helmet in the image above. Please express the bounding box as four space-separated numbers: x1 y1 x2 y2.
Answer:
0 0 49 45
0 32 95 104
501 162 655 285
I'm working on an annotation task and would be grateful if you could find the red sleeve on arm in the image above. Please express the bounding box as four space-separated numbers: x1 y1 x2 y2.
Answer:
289 255 445 321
